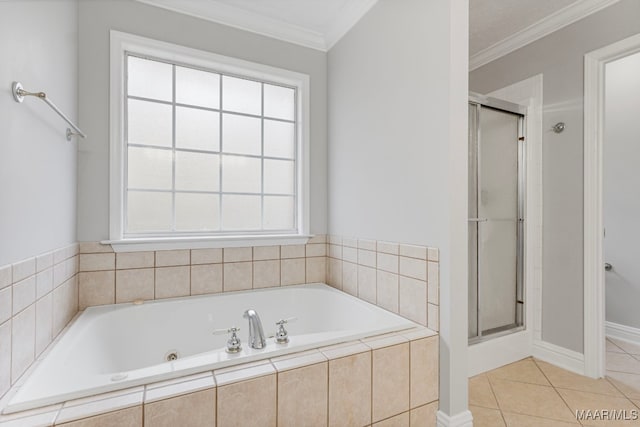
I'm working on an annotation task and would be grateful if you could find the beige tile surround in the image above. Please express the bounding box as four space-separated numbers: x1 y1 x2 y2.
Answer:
0 327 439 426
77 236 328 309
326 236 440 331
1 235 441 426
77 235 441 334
0 244 79 402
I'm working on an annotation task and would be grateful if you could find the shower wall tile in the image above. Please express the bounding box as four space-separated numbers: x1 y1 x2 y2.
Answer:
0 320 10 398
115 251 154 270
306 257 326 283
0 265 11 290
155 266 190 299
281 258 305 286
155 250 190 267
78 271 115 309
253 260 281 289
326 236 439 330
0 288 11 325
12 257 36 283
11 304 35 382
399 276 428 325
79 253 115 272
35 293 53 357
0 243 81 401
190 248 222 265
253 246 280 261
190 264 223 295
115 269 154 303
223 247 252 263
223 262 253 292
36 268 54 299
12 276 36 315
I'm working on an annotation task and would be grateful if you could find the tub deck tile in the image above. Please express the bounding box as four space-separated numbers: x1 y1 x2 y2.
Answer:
55 391 143 425
361 332 409 350
270 349 327 372
320 341 370 360
144 374 215 404
214 360 275 387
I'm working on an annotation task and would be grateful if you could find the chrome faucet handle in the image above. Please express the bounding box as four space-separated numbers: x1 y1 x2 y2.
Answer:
275 317 297 344
213 327 242 353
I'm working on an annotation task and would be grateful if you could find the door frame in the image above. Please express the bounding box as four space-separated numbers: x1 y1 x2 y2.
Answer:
583 33 640 378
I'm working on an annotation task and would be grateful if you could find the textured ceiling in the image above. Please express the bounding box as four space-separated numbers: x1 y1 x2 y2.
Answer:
469 0 580 55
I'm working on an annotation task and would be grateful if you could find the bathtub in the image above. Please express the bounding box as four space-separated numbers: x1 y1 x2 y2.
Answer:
4 283 416 414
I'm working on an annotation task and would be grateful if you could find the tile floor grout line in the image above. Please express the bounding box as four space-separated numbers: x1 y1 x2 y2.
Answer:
531 357 580 424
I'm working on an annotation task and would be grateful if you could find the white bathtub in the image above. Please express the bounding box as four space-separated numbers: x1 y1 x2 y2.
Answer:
4 283 416 413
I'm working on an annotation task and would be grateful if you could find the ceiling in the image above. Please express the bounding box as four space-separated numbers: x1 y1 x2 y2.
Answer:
137 0 619 64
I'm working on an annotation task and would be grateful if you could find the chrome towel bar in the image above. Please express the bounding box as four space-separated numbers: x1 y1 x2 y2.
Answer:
11 81 86 141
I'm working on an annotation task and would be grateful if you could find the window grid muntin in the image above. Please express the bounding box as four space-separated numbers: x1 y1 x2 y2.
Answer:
124 52 298 236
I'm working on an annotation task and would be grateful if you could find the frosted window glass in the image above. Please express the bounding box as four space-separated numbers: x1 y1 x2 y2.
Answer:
222 76 261 115
264 120 294 159
176 66 220 109
264 196 294 230
175 151 219 191
222 195 261 230
127 191 172 232
176 107 220 151
222 114 261 155
222 155 261 193
127 147 172 190
175 193 220 231
264 159 294 194
128 99 172 147
127 56 172 102
264 84 295 120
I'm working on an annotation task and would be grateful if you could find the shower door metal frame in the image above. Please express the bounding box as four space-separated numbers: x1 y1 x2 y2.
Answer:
468 92 527 345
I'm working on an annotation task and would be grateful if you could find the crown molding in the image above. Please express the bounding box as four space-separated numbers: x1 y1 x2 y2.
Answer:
469 0 621 71
325 0 378 50
135 0 378 52
135 0 327 51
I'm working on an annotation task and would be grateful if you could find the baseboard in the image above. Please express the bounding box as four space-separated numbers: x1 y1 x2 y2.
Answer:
606 321 640 345
468 330 532 377
436 410 474 427
532 340 585 375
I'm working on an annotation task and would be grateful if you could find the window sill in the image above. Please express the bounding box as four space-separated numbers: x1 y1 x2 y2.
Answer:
102 234 313 253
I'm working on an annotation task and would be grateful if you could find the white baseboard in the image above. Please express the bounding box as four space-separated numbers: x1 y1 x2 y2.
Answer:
468 330 532 377
436 410 474 427
606 321 640 345
532 340 585 375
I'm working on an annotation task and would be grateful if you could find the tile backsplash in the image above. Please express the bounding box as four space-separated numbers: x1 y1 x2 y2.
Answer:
77 236 327 309
326 236 439 331
77 234 439 332
0 243 79 400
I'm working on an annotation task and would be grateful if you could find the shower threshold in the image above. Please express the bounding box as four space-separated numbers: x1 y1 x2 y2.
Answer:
468 324 525 345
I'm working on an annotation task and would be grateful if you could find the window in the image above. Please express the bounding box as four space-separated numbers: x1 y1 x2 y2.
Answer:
109 32 310 249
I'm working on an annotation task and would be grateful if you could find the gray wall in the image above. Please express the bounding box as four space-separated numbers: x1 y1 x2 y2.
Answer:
470 0 640 353
77 0 327 241
328 0 469 416
604 52 640 329
0 0 78 265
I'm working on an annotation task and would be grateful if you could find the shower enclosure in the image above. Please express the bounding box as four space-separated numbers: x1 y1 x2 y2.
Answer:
468 93 526 343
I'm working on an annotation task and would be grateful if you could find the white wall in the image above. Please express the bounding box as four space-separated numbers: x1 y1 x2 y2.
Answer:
469 0 640 354
0 0 78 266
604 51 640 329
77 0 327 241
328 0 469 418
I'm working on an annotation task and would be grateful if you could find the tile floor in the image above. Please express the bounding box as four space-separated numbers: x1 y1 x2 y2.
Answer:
469 338 640 426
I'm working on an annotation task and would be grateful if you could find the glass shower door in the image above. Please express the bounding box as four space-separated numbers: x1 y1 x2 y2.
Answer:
469 99 524 342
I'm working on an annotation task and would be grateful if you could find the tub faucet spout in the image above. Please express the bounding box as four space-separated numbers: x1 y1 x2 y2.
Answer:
243 309 266 349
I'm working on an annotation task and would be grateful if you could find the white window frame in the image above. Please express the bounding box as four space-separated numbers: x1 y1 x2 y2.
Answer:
107 31 310 252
